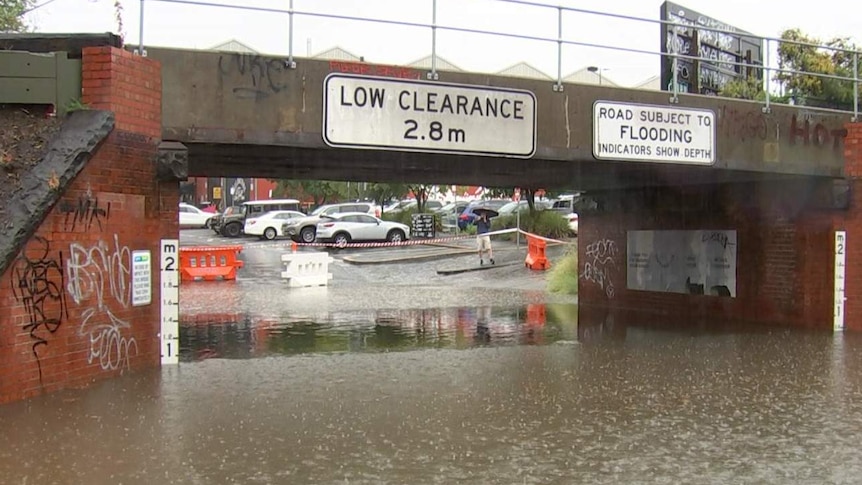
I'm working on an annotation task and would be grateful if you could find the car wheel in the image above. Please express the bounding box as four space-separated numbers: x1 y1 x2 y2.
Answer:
224 223 242 238
386 229 405 243
300 226 316 243
204 218 212 229
333 232 351 248
263 227 277 240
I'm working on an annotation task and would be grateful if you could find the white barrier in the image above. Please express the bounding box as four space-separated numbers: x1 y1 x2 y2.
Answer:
280 252 335 287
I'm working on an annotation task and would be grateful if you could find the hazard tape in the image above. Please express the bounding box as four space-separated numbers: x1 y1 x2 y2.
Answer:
516 229 574 246
240 227 522 250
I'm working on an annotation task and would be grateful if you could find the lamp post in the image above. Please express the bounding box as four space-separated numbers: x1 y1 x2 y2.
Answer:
587 66 609 86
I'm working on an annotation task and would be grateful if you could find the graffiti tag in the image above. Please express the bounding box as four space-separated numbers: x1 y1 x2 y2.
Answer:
58 194 111 232
218 53 290 100
582 238 619 298
9 237 68 383
66 235 138 371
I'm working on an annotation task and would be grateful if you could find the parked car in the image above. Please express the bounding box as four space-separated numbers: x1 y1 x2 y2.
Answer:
179 203 214 229
458 199 510 230
315 212 410 247
283 202 378 243
567 213 579 234
550 194 582 215
437 200 471 232
212 199 302 237
497 199 552 216
385 199 444 214
243 210 306 240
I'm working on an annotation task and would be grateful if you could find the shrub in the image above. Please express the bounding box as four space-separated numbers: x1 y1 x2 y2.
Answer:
547 243 578 295
492 210 571 240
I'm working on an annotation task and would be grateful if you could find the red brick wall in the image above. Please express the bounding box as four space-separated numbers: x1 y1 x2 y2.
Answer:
578 179 836 329
81 47 161 139
838 123 862 329
0 47 175 404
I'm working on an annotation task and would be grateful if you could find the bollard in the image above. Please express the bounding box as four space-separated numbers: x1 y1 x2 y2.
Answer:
524 234 550 270
281 251 334 287
179 245 244 281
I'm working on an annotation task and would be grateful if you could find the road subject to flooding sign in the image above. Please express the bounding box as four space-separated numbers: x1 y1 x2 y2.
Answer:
593 101 716 165
323 74 537 158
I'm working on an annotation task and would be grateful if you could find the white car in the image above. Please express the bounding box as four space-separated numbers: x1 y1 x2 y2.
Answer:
567 213 579 234
315 212 410 247
179 203 214 229
244 210 306 240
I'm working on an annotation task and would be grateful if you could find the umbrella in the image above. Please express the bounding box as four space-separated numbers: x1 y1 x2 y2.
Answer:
472 207 499 218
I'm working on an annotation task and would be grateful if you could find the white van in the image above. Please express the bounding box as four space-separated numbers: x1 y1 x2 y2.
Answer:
213 198 303 237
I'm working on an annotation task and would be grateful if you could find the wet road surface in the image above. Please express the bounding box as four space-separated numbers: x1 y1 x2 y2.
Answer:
2 230 862 484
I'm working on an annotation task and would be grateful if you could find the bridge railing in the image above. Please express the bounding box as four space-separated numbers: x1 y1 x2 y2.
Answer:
137 0 860 120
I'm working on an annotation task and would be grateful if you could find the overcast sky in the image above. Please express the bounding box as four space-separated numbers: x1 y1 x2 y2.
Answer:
24 0 861 86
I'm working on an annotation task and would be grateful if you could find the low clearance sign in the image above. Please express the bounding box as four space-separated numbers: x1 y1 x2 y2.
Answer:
593 101 716 165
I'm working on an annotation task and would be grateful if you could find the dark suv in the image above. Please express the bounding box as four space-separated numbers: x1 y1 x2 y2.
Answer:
283 202 377 243
212 199 302 237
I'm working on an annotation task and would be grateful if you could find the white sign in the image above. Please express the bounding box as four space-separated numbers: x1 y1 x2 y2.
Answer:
323 74 537 158
593 101 716 165
835 231 846 331
160 239 180 365
131 250 151 306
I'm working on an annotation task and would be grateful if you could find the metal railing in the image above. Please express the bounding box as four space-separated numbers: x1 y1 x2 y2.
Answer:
136 0 860 120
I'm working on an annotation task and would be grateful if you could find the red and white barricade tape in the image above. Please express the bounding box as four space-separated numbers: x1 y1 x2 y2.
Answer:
243 227 522 250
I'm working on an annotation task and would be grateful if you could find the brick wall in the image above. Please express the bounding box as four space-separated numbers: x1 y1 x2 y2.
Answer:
578 179 836 329
0 47 175 404
838 123 862 329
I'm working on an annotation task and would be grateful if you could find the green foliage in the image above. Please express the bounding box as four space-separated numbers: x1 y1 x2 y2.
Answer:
718 27 858 109
492 210 571 240
775 28 860 110
547 244 579 295
485 186 515 199
64 98 90 113
1 0 34 32
406 183 433 212
271 179 346 206
366 182 407 211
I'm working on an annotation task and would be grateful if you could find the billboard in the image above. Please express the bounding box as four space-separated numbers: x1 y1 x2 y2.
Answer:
660 1 763 96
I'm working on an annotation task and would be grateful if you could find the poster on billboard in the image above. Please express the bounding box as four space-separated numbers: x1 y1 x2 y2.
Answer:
659 1 763 96
627 230 736 297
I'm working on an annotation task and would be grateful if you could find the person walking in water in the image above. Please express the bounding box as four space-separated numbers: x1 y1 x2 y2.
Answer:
475 211 495 266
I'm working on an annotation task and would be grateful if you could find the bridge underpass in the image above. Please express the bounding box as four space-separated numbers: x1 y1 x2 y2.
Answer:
148 48 849 192
139 45 859 331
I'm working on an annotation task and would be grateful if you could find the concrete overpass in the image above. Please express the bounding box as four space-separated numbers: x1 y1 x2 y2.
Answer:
147 47 851 190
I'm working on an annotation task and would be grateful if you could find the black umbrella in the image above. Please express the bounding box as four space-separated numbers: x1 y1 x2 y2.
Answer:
472 207 499 218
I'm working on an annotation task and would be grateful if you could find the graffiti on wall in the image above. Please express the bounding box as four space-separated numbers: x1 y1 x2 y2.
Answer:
58 194 111 232
581 238 619 298
218 53 290 100
9 237 68 383
627 230 737 297
328 60 420 80
66 234 138 371
716 108 849 152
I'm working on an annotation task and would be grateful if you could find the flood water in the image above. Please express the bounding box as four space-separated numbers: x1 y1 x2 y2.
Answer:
3 239 862 483
3 307 862 484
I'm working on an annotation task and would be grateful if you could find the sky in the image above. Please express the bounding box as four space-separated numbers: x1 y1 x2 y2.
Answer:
23 0 862 86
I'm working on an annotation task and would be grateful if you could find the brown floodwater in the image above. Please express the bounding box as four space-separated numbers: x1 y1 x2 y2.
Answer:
2 305 862 485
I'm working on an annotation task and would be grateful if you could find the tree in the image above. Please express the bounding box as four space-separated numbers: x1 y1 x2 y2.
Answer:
365 182 407 213
1 0 34 33
406 183 435 213
775 29 859 110
272 179 345 207
719 28 858 110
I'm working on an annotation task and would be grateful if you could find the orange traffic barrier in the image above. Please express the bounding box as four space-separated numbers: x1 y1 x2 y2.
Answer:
179 245 244 281
524 234 550 270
